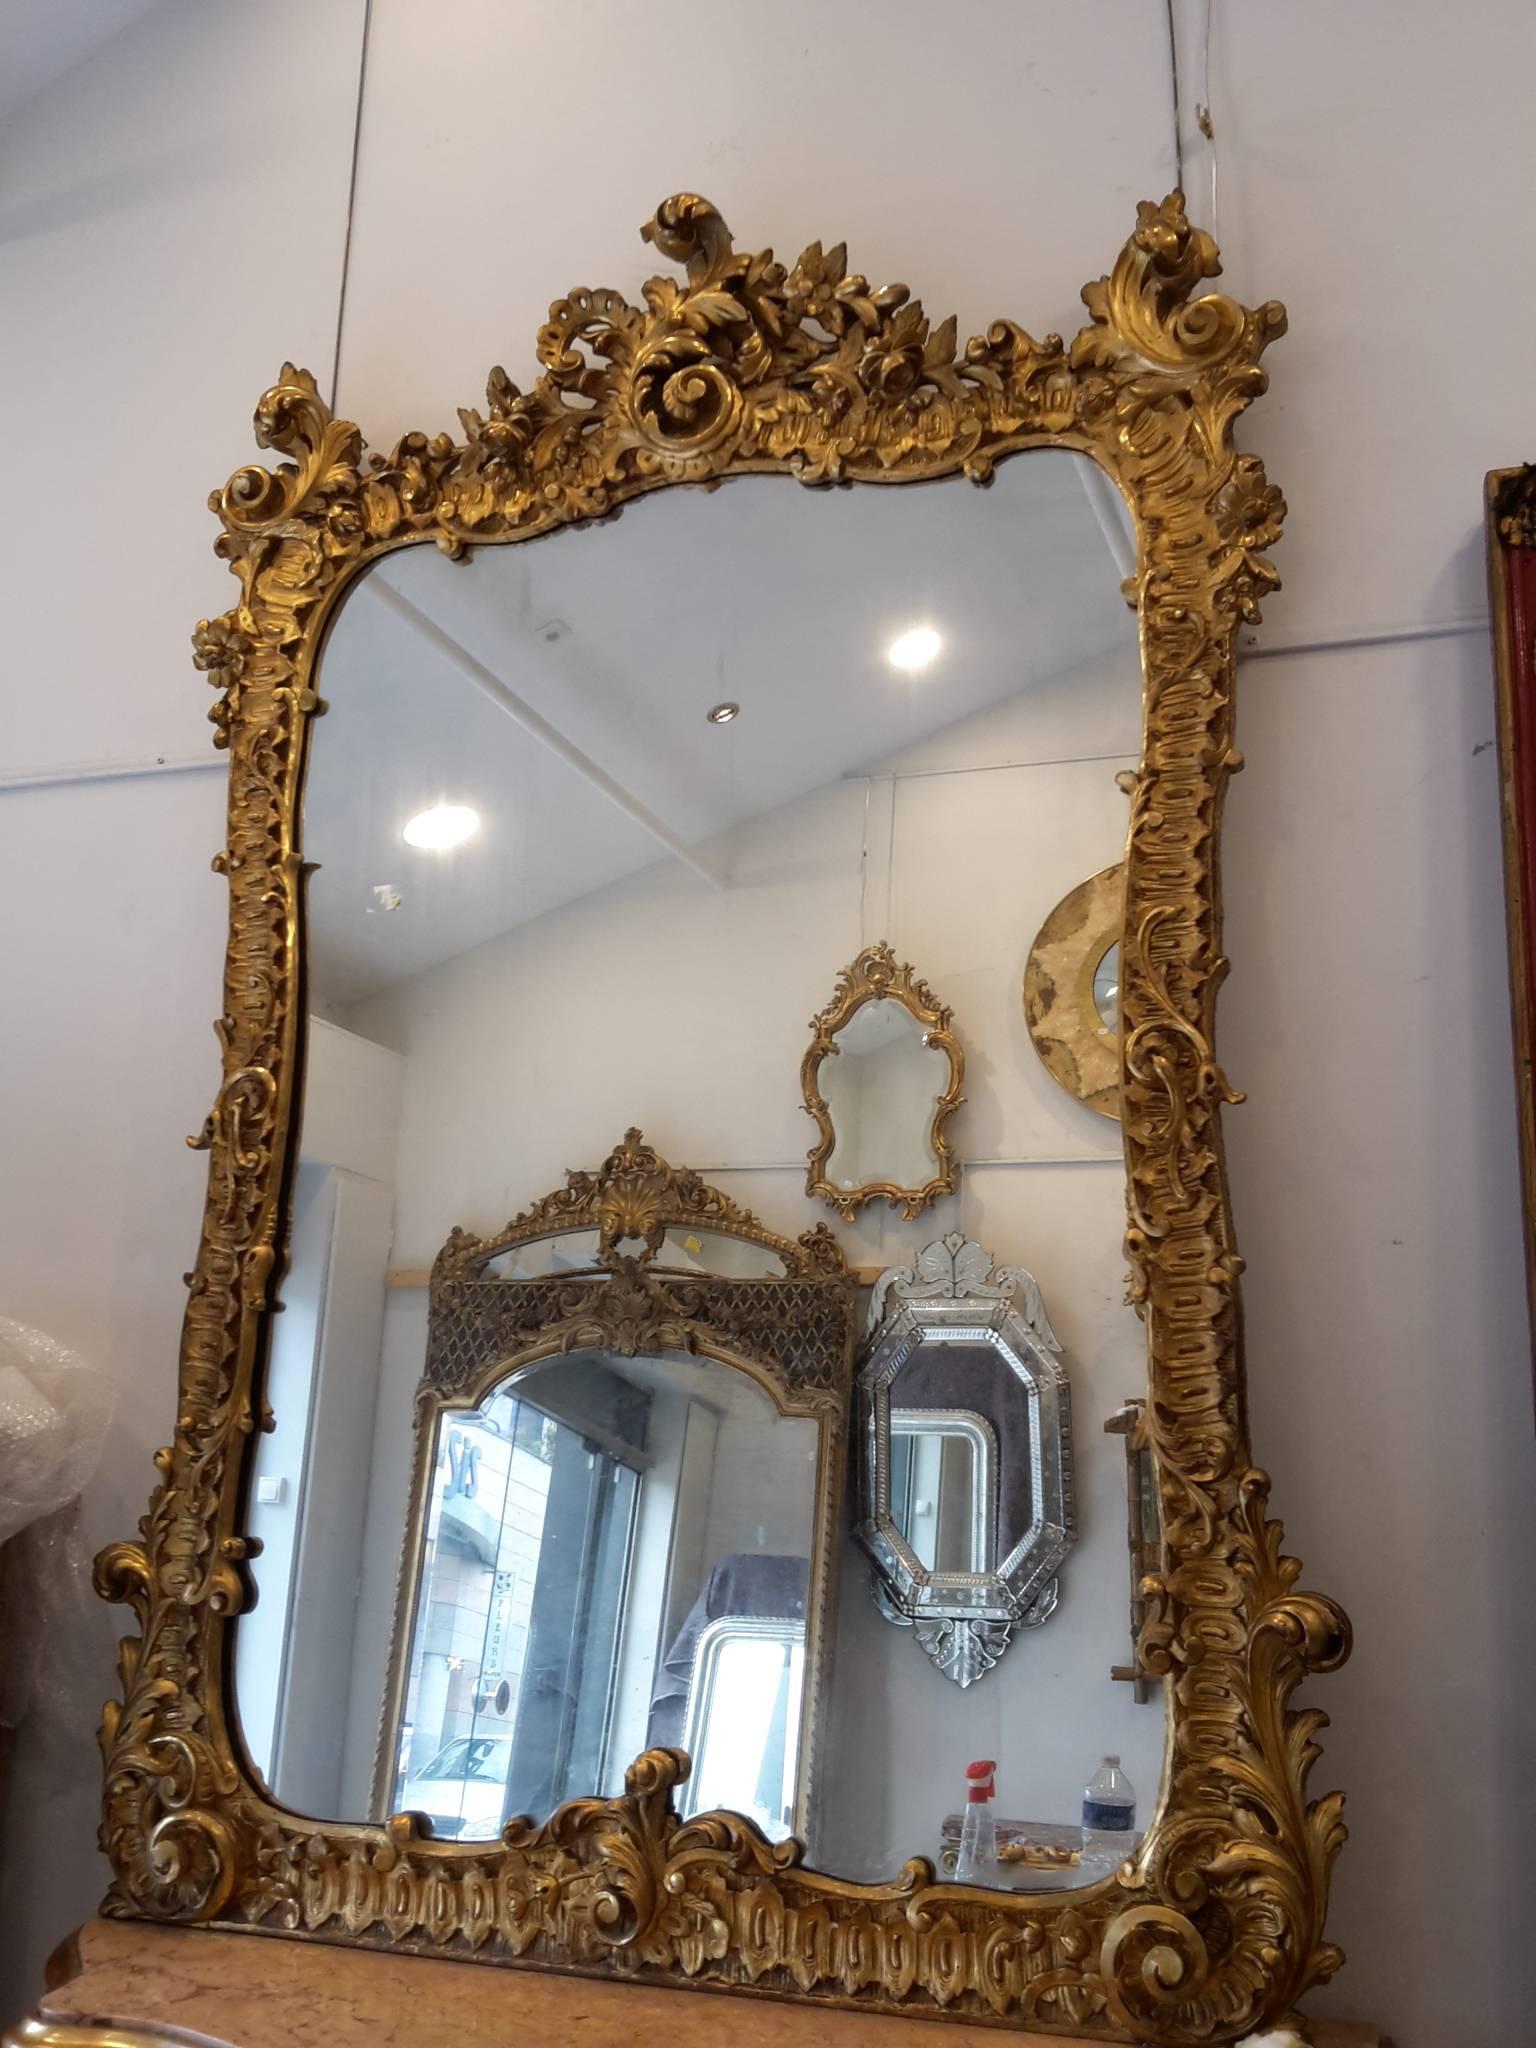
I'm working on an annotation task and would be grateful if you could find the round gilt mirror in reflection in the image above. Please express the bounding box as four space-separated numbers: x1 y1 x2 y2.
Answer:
1023 862 1125 1121
1092 939 1120 1033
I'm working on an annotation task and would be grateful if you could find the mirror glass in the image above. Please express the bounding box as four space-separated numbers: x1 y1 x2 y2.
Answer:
857 1238 1075 1702
889 1412 993 1574
237 447 1160 1889
479 1228 788 1281
889 1337 1044 1570
822 997 948 1193
388 1349 814 1843
1092 942 1120 1033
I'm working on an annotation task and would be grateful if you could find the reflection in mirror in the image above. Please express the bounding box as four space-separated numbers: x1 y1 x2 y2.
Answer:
481 1227 788 1281
389 1349 818 1844
889 1411 995 1574
858 1235 1075 1690
237 447 1164 1889
1023 862 1126 1121
804 945 963 1220
1104 1396 1162 1703
681 1616 804 1825
823 1001 946 1192
1092 942 1120 1033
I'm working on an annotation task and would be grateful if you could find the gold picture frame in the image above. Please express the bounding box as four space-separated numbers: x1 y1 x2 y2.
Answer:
368 1129 856 1838
95 192 1351 2043
801 942 965 1219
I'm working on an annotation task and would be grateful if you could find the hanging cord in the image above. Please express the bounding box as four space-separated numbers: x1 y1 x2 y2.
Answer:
858 779 872 947
1195 0 1218 244
885 773 898 949
329 0 373 412
1163 0 1185 190
1164 0 1219 242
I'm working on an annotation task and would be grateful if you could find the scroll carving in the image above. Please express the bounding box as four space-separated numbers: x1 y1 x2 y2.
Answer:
96 193 1349 2044
424 1130 854 1405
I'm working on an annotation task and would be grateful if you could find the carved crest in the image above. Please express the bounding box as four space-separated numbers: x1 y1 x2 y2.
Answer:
867 1229 1061 1348
436 1127 848 1284
423 1133 854 1405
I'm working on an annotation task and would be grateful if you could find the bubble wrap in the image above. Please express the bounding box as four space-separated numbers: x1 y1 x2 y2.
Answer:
0 1316 115 1735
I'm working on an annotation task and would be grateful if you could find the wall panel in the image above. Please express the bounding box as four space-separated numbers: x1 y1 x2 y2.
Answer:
0 0 367 2013
0 0 366 771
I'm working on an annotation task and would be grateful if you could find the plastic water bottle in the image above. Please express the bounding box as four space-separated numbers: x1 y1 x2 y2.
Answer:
1081 1755 1135 1865
954 1759 997 1881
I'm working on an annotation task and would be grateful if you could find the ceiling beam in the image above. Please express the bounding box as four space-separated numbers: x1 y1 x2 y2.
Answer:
368 576 722 890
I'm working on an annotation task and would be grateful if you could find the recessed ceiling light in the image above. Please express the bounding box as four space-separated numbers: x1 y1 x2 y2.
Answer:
888 625 942 672
706 701 740 725
403 803 479 851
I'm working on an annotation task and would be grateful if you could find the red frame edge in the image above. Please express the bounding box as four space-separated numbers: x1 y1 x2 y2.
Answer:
1486 466 1536 1402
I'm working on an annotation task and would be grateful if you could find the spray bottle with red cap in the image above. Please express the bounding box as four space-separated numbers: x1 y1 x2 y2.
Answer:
954 1759 997 1881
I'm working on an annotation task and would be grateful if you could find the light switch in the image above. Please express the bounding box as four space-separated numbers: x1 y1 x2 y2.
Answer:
255 1475 287 1507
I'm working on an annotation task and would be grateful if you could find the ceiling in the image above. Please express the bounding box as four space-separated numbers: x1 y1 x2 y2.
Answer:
0 0 163 122
305 451 1137 1008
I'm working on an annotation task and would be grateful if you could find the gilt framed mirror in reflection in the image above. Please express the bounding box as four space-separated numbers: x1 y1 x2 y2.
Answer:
802 942 965 1218
91 190 1352 2045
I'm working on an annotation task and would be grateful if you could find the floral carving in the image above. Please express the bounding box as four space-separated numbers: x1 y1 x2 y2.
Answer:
95 194 1348 2044
437 1127 849 1280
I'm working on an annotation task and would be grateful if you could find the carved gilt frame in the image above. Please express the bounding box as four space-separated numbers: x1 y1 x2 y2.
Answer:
369 1129 855 1844
96 192 1351 2044
801 941 966 1219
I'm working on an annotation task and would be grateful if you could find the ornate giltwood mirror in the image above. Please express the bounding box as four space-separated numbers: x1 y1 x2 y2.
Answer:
96 192 1351 2045
802 943 964 1218
856 1235 1074 1689
368 1131 852 1849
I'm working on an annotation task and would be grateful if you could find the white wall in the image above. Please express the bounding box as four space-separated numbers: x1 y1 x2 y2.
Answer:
324 648 1164 1876
0 0 366 2012
3 2 1535 2041
252 1023 403 1816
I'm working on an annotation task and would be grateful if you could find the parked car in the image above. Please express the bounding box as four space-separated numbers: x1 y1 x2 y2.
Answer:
398 1735 512 1839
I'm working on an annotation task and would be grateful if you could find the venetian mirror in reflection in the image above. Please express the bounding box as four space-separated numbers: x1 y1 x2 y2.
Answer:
857 1235 1074 1690
802 943 964 1220
237 448 1165 1883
